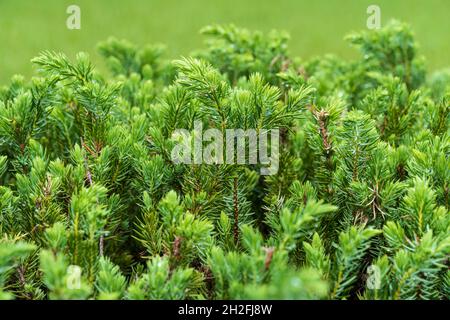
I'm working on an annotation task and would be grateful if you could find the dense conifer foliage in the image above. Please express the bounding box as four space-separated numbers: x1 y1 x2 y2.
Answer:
0 21 448 300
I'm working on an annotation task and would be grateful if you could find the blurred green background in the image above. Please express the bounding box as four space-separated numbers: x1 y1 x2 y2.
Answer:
0 0 448 83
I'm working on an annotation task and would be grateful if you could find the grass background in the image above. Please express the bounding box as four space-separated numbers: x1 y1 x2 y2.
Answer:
0 0 448 83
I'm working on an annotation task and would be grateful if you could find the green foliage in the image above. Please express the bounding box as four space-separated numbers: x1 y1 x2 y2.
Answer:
0 240 36 287
0 21 448 300
331 227 381 299
198 24 290 85
346 20 426 90
39 249 91 300
127 255 197 299
95 257 127 300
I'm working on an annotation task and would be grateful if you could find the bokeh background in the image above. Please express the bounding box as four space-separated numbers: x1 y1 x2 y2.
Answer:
0 0 448 83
